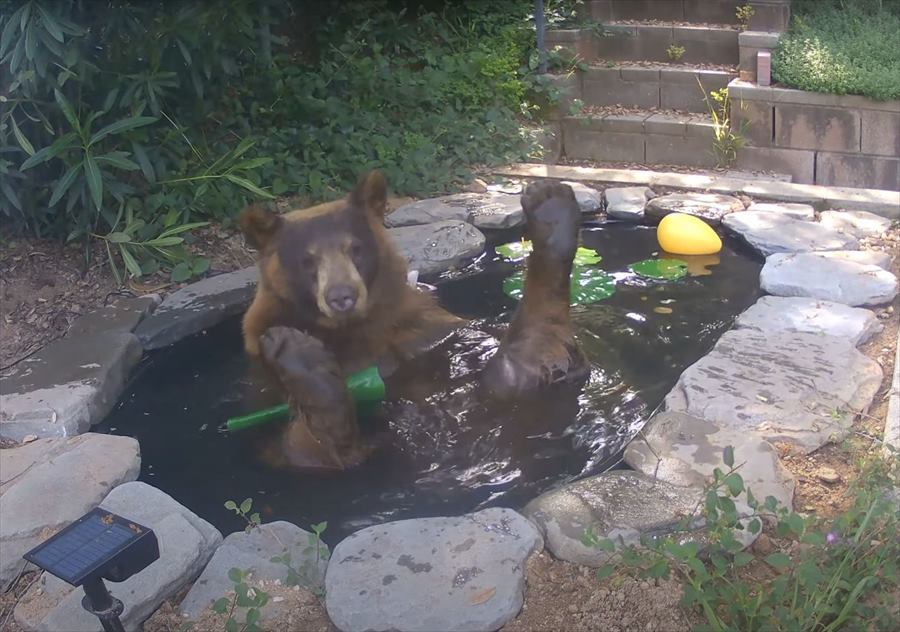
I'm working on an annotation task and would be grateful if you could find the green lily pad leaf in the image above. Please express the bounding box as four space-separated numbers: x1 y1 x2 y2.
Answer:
630 258 689 281
503 265 615 305
496 240 601 266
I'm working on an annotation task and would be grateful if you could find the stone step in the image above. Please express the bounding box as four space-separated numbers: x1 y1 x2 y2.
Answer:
581 0 743 25
580 63 736 112
547 23 740 66
561 110 722 169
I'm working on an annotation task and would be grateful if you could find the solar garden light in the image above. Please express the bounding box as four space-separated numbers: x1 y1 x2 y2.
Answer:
24 508 160 632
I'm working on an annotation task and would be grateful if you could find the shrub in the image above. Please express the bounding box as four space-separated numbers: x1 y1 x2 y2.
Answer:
773 0 900 101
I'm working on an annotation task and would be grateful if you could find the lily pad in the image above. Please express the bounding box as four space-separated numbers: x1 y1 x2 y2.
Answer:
630 258 689 280
496 240 601 265
503 265 616 305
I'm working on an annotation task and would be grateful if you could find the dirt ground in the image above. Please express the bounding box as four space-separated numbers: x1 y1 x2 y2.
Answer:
0 195 897 632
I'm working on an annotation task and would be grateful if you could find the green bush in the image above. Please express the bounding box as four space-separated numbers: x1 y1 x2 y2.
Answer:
1 1 552 281
773 0 900 101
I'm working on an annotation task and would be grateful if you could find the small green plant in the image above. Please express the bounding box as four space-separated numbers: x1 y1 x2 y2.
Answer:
700 82 748 168
269 521 330 596
211 568 270 632
667 44 686 61
582 447 900 631
736 4 755 29
224 498 261 532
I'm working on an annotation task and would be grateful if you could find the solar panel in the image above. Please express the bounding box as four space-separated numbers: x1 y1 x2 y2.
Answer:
25 508 158 586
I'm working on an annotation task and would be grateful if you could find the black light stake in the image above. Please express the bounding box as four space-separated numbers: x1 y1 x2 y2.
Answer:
24 508 160 632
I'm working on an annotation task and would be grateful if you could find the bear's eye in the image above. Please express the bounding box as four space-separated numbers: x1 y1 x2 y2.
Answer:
349 242 363 261
301 255 316 271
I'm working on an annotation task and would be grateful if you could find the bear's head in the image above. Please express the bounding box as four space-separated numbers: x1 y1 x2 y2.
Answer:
239 171 392 327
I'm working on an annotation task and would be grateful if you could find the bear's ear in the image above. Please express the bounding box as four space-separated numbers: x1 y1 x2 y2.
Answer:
350 170 387 218
239 204 283 250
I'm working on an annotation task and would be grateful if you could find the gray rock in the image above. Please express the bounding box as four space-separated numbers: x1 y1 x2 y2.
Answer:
67 295 160 336
814 250 893 271
760 252 899 307
745 202 815 221
735 296 883 345
605 187 653 221
624 412 795 509
180 521 328 620
645 193 744 226
385 197 473 228
134 267 258 351
561 181 603 214
389 220 486 277
665 328 883 453
325 507 541 632
468 193 525 230
16 482 222 632
0 434 140 589
0 333 142 440
723 211 859 257
819 210 893 239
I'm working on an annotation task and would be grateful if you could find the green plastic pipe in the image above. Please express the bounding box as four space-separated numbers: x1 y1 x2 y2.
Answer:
225 365 385 432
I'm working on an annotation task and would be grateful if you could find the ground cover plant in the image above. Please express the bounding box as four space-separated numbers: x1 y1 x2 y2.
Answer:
0 0 571 281
773 0 900 101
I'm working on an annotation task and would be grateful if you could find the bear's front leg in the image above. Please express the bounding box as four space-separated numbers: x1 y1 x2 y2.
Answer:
258 326 367 470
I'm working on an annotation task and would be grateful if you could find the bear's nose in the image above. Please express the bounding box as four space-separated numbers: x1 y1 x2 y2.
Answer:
326 285 358 313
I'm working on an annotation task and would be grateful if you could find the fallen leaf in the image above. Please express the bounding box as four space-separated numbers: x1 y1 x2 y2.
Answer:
653 306 673 314
470 587 496 605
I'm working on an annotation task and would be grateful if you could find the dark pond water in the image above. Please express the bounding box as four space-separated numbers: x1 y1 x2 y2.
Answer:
98 222 762 543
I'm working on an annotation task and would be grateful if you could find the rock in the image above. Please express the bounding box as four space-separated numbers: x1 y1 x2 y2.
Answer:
67 295 160 336
0 434 140 589
760 252 899 307
561 181 603 214
722 211 859 257
468 193 526 230
324 507 541 632
814 250 893 271
624 412 795 509
465 178 489 194
645 193 744 226
745 202 815 221
180 521 328 621
135 267 258 351
384 197 473 228
15 482 221 632
817 468 841 485
734 296 883 346
388 220 486 277
0 333 142 440
604 187 652 221
819 210 893 239
665 328 883 453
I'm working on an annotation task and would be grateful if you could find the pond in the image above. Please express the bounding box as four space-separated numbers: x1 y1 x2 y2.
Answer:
98 221 762 544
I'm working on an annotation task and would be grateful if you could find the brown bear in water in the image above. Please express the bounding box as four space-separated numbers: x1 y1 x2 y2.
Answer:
240 173 587 470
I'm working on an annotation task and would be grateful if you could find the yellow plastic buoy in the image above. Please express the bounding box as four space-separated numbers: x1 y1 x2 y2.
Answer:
657 213 722 256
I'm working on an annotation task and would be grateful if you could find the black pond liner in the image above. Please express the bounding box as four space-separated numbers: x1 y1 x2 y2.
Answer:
97 221 763 544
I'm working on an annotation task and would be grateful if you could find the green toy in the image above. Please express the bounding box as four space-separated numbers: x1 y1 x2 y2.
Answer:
225 365 385 432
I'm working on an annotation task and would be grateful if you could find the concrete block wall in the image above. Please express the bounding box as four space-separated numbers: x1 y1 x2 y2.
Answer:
730 81 900 190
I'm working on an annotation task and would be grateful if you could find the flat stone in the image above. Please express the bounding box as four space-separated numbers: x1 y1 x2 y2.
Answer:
67 295 161 336
665 328 883 453
0 332 142 440
745 202 815 221
819 210 893 239
644 193 744 226
180 521 328 621
16 482 222 632
760 252 899 307
325 507 541 632
735 296 883 346
604 186 653 221
561 181 603 214
384 197 473 228
135 267 258 351
814 250 893 271
722 211 858 257
0 434 140 589
624 412 795 509
388 220 486 277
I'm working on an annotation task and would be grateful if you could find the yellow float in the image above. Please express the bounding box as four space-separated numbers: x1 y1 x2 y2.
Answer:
657 213 722 256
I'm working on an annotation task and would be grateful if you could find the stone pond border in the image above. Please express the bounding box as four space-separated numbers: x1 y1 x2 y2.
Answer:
2 172 897 631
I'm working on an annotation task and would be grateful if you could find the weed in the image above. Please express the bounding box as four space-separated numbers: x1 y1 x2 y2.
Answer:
211 568 270 632
224 498 261 532
269 521 330 598
699 82 748 168
667 44 686 62
736 5 755 29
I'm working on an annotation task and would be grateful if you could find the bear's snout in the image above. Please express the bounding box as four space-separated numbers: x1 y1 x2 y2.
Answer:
326 284 359 313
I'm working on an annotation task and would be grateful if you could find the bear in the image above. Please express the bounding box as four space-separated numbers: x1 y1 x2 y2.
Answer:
240 173 588 471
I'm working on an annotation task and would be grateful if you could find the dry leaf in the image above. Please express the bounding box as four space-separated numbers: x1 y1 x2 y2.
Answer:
470 587 496 605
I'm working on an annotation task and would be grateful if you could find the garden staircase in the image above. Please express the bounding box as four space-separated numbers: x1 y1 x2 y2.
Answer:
544 0 753 171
